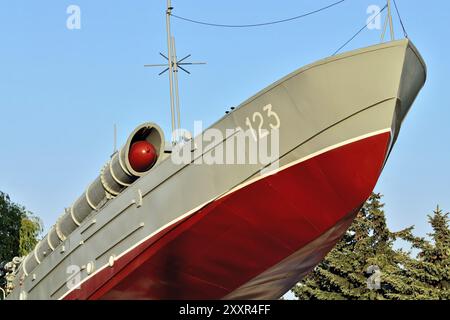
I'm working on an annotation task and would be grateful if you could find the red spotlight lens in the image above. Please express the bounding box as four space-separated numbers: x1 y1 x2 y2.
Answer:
128 141 157 172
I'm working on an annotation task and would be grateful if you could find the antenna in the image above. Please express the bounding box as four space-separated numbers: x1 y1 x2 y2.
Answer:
145 0 206 144
381 0 395 42
111 123 118 157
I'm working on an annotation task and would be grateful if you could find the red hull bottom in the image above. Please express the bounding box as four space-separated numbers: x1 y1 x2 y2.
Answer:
64 131 391 300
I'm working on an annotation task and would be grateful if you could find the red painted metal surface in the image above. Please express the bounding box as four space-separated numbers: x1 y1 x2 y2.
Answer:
64 131 390 300
128 141 158 172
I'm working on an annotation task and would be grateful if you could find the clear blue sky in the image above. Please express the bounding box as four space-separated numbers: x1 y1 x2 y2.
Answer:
0 0 448 243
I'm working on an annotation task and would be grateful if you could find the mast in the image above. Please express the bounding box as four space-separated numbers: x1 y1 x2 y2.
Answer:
381 0 395 42
387 0 395 41
165 0 176 142
145 1 206 144
171 36 181 133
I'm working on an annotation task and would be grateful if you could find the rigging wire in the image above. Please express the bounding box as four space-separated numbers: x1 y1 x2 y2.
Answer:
392 0 408 38
170 1 408 57
170 0 346 28
332 4 387 56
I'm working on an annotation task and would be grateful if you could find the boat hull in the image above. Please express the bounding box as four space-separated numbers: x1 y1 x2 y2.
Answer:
8 39 426 300
67 130 391 300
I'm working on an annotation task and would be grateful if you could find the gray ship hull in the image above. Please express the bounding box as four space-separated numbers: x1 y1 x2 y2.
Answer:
7 39 426 300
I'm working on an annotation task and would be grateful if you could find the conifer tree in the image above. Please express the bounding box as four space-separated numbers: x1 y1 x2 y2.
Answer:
293 194 450 300
392 207 450 299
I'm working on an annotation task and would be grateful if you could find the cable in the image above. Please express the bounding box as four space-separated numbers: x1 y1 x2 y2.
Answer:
393 0 408 38
332 4 387 56
170 0 346 28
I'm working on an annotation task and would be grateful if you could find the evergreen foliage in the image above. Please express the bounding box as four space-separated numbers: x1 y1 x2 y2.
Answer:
293 193 450 300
